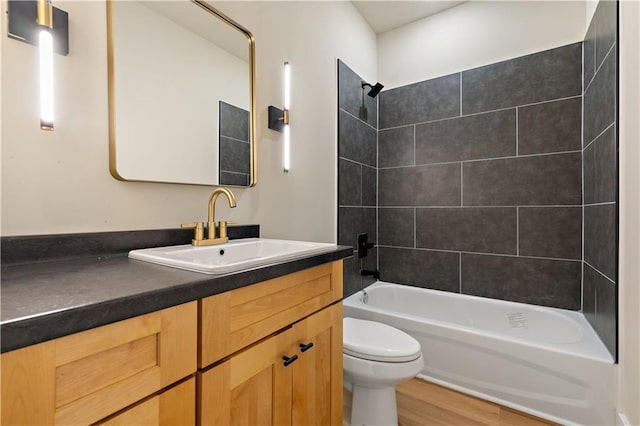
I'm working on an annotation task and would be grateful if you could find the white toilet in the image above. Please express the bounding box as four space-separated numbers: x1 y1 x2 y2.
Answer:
343 317 424 426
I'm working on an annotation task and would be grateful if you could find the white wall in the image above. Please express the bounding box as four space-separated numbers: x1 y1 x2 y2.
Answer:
617 2 640 425
378 1 586 89
0 1 377 241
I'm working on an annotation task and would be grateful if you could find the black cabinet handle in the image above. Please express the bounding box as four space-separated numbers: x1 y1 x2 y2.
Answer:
283 354 298 367
299 342 314 352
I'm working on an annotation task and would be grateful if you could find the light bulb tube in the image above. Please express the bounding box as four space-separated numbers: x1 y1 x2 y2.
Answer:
284 62 290 110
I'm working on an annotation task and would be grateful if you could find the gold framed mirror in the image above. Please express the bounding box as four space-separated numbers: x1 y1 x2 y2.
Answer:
107 0 256 187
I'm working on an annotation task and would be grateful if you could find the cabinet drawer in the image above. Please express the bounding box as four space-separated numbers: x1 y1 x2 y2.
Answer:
199 261 343 368
97 377 195 426
1 302 197 425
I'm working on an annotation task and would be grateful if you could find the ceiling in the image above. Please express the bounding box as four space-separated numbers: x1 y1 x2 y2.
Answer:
352 1 467 34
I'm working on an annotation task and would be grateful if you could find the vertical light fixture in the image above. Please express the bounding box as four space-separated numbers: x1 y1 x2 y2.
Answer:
268 61 291 172
7 0 69 130
282 61 290 172
37 0 54 130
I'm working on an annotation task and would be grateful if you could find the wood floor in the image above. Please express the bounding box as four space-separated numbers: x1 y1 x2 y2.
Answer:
344 378 559 426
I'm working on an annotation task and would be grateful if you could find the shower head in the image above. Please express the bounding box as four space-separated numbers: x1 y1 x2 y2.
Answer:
361 81 384 98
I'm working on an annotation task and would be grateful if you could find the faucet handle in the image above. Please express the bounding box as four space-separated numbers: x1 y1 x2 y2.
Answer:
181 222 205 243
218 221 230 239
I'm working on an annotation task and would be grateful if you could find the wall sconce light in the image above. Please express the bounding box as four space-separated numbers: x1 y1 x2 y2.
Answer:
268 61 291 172
7 0 69 130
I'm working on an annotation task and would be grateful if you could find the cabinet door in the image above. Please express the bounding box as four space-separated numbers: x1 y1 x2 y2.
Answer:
97 377 195 425
199 328 295 426
1 302 197 425
292 303 343 426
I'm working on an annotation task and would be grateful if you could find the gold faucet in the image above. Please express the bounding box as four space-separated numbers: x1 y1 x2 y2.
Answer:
181 187 237 246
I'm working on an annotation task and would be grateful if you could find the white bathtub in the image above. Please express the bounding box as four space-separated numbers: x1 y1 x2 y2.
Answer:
343 282 615 426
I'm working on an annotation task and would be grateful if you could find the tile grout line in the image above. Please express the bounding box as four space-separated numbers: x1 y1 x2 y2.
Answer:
584 201 617 207
376 245 583 263
339 107 378 131
584 261 617 285
220 135 251 144
377 205 583 209
377 95 582 131
340 156 377 169
378 149 583 170
583 121 616 152
584 41 617 93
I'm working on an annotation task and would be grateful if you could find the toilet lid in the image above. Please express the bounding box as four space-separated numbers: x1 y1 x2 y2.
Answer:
343 317 422 362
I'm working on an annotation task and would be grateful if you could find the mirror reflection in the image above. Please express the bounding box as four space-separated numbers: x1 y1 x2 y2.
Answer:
108 0 255 186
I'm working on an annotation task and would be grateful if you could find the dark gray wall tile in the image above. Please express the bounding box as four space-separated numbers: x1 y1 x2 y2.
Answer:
219 101 249 141
584 262 617 358
339 110 377 167
338 60 378 128
584 18 596 89
461 254 581 309
379 247 459 292
379 164 461 206
219 171 248 186
416 207 516 254
595 272 617 357
415 110 516 164
584 204 617 280
379 126 414 168
583 263 597 327
362 247 378 287
462 43 582 114
219 137 250 174
463 153 582 206
339 159 361 206
379 73 460 129
519 207 582 260
338 207 376 250
518 97 582 155
343 254 364 298
595 0 618 69
362 166 377 207
584 125 617 204
584 48 616 145
379 208 414 247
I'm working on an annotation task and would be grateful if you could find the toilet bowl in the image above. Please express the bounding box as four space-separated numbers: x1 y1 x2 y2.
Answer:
343 317 424 426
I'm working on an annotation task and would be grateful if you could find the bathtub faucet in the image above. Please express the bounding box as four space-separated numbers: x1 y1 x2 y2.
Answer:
360 269 380 279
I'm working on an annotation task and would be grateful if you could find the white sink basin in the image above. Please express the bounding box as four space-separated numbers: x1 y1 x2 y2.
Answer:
129 238 336 274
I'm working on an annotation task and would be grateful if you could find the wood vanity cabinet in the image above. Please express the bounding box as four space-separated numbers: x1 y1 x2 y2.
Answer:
0 302 197 425
198 261 344 426
1 260 344 426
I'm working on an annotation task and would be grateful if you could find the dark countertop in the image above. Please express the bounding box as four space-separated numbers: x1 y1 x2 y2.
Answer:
1 228 352 353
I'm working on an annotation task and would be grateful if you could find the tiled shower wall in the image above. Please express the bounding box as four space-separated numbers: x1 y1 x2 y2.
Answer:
582 0 618 358
377 43 584 310
337 61 378 297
